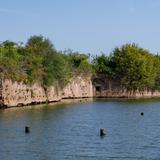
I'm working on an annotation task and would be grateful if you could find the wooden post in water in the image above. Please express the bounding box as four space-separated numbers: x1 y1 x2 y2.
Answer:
100 128 106 136
25 126 30 133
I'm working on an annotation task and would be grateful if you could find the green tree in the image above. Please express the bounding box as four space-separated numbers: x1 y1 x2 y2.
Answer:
65 50 93 75
25 35 55 84
25 35 72 87
0 41 23 81
110 43 156 91
92 54 112 75
153 55 160 90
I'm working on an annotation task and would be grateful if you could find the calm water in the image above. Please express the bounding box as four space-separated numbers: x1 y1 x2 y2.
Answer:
1 99 160 160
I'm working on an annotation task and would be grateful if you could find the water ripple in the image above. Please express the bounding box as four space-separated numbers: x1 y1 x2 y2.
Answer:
1 99 160 160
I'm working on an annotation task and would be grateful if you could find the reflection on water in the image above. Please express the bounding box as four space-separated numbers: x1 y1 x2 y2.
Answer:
1 99 160 160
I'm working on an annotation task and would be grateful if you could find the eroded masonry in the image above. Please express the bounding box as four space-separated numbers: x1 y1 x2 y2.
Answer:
1 74 160 108
0 78 3 107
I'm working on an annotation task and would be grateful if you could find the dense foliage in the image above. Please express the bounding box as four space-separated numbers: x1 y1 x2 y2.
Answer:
93 43 160 91
0 35 92 88
1 35 160 91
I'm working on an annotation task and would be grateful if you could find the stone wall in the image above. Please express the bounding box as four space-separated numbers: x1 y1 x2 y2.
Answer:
92 74 121 97
0 78 3 106
0 75 93 107
2 79 48 107
62 76 93 99
92 74 160 98
1 74 160 108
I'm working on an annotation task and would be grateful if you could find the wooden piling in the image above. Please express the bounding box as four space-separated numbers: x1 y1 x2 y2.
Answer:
25 126 30 133
100 128 106 136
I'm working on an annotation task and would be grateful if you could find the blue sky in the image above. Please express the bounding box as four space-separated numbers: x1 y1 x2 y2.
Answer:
0 0 160 55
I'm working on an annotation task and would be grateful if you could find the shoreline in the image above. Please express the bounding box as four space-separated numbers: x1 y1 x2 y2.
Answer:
1 97 94 110
2 96 160 110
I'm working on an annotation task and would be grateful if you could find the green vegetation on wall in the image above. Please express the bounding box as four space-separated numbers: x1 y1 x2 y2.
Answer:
1 36 160 91
0 35 92 88
93 43 160 91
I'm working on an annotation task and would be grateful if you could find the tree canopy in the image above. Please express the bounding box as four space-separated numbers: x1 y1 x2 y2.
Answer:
93 43 160 91
0 35 92 88
1 36 160 91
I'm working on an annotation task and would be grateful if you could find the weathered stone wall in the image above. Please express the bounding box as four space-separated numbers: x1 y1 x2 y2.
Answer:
92 74 121 97
0 78 3 106
92 74 160 98
1 74 160 107
2 80 48 107
1 75 93 107
62 76 93 99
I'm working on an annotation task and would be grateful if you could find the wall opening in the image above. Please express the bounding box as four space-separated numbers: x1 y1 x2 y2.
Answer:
95 86 101 92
